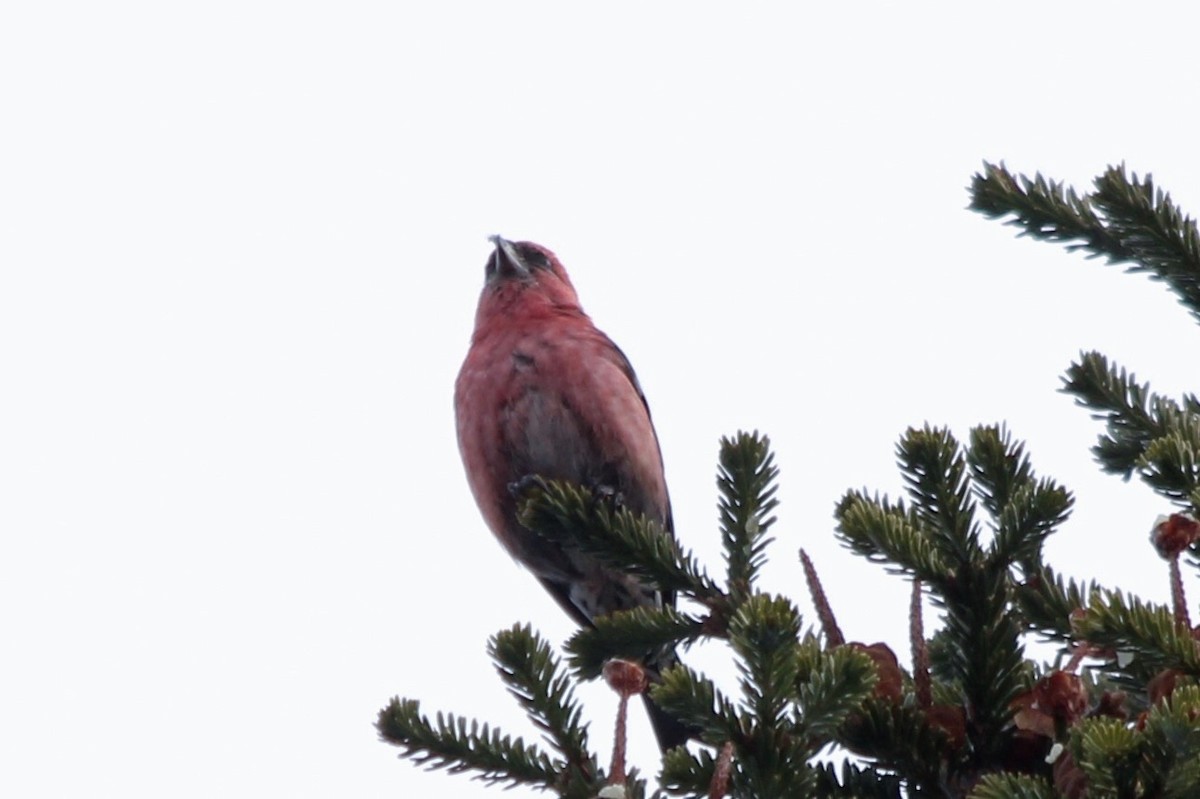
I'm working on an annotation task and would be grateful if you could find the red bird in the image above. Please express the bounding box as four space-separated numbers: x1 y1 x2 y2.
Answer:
455 236 687 750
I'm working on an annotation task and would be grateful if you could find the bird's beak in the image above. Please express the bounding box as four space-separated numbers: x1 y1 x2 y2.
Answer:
488 235 529 279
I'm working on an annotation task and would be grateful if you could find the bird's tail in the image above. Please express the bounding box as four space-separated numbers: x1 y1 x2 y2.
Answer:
642 647 697 752
642 693 693 752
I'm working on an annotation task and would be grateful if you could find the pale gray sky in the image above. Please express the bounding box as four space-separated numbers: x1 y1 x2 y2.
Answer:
4 3 1200 797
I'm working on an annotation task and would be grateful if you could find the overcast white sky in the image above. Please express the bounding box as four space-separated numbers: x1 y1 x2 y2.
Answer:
5 3 1200 797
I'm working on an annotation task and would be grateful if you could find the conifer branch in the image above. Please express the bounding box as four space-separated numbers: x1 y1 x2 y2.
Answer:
970 163 1200 324
1138 684 1200 792
660 746 719 797
898 426 982 565
652 664 743 744
1089 165 1200 321
813 761 904 799
835 490 950 582
897 428 1031 755
565 606 706 679
970 162 1130 259
376 698 561 790
717 431 780 602
989 479 1074 569
967 424 1036 520
489 625 593 771
925 628 962 692
1072 717 1142 796
937 562 1027 758
968 425 1073 567
516 479 723 600
838 699 961 794
1139 421 1200 504
1014 565 1101 643
1062 352 1183 481
796 645 877 740
967 773 1056 799
1076 591 1200 675
728 594 802 732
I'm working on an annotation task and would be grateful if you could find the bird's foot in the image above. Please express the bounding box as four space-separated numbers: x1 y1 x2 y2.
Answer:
588 482 625 514
507 473 548 499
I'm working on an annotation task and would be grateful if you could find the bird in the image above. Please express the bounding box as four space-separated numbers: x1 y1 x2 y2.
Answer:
454 235 688 751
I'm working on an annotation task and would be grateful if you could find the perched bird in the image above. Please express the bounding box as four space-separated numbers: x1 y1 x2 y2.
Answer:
455 236 687 750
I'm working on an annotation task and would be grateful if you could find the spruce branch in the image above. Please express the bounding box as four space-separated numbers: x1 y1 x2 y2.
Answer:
838 698 960 794
902 428 1030 756
659 745 719 797
970 163 1200 323
794 632 827 683
1072 717 1142 797
1140 684 1200 795
656 595 865 799
1062 351 1193 486
966 773 1056 799
840 424 1059 766
716 431 780 602
516 479 722 600
1075 590 1200 675
732 745 818 799
1139 420 1200 504
652 664 743 745
1089 165 1200 321
936 561 1027 759
835 490 950 582
813 761 904 799
489 624 592 770
795 644 877 741
967 424 1037 520
989 479 1074 569
1015 565 1101 644
926 628 963 695
728 594 803 732
898 426 983 566
969 162 1129 260
376 698 561 790
967 425 1073 568
1062 352 1159 476
565 606 706 679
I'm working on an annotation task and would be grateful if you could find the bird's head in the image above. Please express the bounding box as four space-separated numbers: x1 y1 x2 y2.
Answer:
474 236 582 323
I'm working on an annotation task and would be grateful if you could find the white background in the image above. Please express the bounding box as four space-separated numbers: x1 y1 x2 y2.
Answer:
4 3 1200 797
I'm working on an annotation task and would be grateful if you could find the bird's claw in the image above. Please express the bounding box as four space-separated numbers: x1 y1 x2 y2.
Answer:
589 483 625 514
508 474 548 499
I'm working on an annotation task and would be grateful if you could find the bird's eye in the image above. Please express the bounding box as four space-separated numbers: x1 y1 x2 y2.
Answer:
519 246 551 270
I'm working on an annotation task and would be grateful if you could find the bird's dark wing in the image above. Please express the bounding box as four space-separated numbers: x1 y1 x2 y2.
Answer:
601 337 675 537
